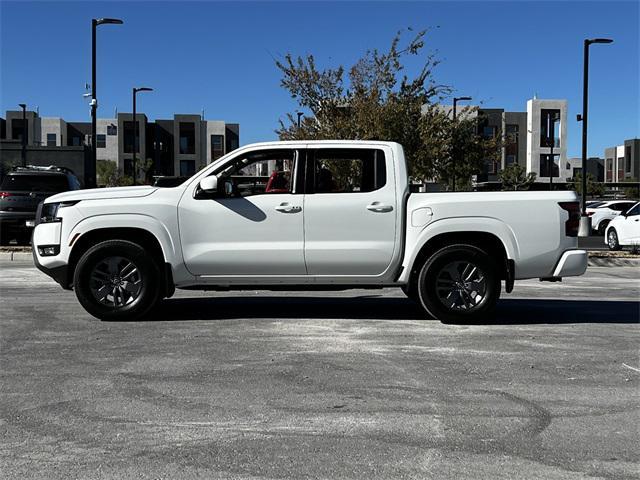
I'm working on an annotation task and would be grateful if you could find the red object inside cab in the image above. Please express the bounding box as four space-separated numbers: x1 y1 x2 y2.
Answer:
265 171 290 193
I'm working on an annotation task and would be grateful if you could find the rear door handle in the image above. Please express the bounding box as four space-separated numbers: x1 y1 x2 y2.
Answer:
275 203 301 213
366 202 393 213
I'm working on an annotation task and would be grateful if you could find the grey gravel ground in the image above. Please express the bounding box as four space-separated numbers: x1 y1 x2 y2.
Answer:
1 260 638 479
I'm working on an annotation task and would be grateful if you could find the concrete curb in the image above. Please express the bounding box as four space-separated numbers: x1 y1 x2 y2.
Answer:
0 252 33 261
588 256 640 267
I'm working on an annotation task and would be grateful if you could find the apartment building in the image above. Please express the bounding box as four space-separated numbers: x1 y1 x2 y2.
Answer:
526 99 568 184
433 97 568 187
0 109 239 184
604 139 640 183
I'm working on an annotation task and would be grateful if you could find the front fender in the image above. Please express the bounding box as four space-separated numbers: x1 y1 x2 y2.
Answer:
69 213 179 266
398 216 518 283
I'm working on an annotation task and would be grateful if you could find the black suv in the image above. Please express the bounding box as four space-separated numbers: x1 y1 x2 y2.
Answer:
0 166 81 245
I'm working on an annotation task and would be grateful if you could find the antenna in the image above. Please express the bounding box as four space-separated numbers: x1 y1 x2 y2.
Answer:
114 107 118 117
201 108 205 120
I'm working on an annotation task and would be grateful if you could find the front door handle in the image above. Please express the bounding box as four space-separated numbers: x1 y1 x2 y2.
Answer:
366 202 393 213
275 203 302 213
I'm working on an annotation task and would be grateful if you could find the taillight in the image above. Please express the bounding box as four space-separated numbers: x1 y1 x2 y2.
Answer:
559 202 580 237
587 211 594 216
0 192 11 198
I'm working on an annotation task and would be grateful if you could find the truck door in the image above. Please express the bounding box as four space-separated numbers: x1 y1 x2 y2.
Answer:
178 148 306 276
303 146 398 276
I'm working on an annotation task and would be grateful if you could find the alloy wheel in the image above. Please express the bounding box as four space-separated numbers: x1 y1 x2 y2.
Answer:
89 256 142 308
435 260 487 311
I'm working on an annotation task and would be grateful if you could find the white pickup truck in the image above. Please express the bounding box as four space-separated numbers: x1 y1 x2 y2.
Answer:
33 141 587 322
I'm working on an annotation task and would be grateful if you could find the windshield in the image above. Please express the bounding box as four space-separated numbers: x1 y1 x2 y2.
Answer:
0 174 69 192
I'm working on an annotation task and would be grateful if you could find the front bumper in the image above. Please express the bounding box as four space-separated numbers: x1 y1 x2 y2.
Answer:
552 249 588 278
32 245 72 290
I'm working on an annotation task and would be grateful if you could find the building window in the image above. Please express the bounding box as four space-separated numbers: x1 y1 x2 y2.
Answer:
107 124 117 135
211 134 224 160
617 157 624 180
46 133 56 147
11 119 27 141
71 136 82 146
123 121 139 153
540 109 560 148
179 122 195 155
505 124 519 163
626 146 632 173
482 125 497 139
540 154 560 177
180 160 196 177
97 134 106 148
226 128 239 153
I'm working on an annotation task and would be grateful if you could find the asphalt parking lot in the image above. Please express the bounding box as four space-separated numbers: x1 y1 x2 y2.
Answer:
1 259 638 479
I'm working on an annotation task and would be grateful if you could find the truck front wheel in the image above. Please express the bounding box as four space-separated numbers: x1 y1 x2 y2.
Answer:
73 240 162 321
417 244 501 323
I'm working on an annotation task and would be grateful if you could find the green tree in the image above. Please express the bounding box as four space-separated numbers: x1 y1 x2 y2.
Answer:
620 177 639 199
96 160 118 187
571 172 604 197
275 29 500 190
498 163 537 190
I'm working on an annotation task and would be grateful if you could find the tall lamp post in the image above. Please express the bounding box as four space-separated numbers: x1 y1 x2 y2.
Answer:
296 111 304 129
452 96 472 192
91 18 123 188
18 103 27 167
577 37 613 236
132 87 153 185
547 112 559 191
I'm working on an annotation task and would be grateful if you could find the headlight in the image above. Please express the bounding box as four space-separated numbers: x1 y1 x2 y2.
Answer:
40 203 61 223
37 200 79 224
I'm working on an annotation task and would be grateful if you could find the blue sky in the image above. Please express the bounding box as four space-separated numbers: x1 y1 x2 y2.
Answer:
1 1 638 157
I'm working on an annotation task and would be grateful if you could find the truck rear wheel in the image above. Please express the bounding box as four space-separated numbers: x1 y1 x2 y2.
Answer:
73 240 162 321
417 244 500 323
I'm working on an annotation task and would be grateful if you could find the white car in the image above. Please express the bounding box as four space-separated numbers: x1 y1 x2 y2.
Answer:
605 202 640 250
587 200 637 235
32 141 587 323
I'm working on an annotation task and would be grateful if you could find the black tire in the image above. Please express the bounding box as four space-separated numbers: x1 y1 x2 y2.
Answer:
607 228 622 251
597 220 610 236
17 229 32 246
74 240 162 321
416 244 501 323
0 228 10 246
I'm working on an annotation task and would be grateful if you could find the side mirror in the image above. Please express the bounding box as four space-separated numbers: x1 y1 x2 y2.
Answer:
199 175 218 192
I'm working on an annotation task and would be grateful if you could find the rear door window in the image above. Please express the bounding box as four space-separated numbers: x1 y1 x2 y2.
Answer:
0 175 69 192
311 149 386 194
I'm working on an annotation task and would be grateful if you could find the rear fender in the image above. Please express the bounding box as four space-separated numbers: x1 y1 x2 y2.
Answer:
398 217 518 283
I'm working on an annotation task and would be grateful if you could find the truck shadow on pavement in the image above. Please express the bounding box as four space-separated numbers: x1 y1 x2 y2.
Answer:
146 296 640 324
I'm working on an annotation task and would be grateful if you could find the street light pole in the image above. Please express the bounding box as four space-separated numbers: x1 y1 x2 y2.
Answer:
18 103 27 167
578 37 612 236
451 96 472 192
91 18 123 188
296 111 303 129
132 89 136 185
132 87 153 185
548 112 558 191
